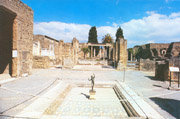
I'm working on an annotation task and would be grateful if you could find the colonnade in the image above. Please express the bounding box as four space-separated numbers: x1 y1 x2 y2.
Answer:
88 43 113 59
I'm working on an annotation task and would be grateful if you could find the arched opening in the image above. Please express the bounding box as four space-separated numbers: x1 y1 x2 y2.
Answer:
0 6 16 76
161 50 166 55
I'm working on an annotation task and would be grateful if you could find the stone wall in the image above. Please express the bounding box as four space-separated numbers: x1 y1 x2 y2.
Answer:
0 0 33 77
139 59 156 71
128 43 170 60
140 43 170 60
33 56 50 69
129 42 180 60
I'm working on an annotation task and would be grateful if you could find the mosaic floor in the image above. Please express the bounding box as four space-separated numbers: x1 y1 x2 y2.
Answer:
54 88 128 118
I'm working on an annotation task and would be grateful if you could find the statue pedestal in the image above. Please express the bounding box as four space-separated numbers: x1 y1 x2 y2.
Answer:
89 90 96 100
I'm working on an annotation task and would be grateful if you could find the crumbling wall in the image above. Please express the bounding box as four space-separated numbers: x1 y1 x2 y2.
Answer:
139 43 170 60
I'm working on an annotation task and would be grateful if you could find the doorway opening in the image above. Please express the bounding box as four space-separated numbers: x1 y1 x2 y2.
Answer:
0 6 16 76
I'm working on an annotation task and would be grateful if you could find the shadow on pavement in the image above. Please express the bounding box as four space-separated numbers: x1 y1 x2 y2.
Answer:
153 84 169 90
81 93 90 99
150 97 180 119
101 66 113 69
145 76 164 81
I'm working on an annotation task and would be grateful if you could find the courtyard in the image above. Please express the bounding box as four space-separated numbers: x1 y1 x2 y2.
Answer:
0 65 179 119
0 0 180 119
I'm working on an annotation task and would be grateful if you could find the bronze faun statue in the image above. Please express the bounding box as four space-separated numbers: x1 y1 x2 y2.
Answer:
88 74 95 91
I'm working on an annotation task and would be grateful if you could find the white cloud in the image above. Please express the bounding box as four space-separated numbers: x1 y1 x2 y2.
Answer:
97 26 117 42
34 21 118 43
121 11 180 47
34 11 180 48
170 12 180 18
34 21 91 43
147 40 155 43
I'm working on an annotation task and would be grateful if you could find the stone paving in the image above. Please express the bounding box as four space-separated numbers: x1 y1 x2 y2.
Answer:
55 88 128 118
0 65 179 119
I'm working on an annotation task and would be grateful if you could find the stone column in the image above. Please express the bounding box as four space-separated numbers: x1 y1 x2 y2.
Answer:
105 48 108 58
94 47 96 57
113 44 115 61
131 52 132 61
72 38 79 65
91 46 93 58
109 47 112 59
103 47 105 60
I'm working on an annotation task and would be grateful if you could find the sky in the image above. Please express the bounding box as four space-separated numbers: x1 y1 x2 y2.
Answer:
21 0 180 48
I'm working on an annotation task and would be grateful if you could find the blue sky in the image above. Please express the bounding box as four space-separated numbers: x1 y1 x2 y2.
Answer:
21 0 180 48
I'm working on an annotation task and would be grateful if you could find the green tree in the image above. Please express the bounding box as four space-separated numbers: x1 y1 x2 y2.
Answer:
115 27 124 41
81 48 90 59
128 48 133 54
88 26 99 56
88 26 98 43
134 48 140 59
102 33 114 44
128 47 140 60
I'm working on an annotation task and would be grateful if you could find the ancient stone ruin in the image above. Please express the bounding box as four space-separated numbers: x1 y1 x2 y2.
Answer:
128 42 180 81
33 35 79 69
0 0 128 78
32 35 128 70
114 38 128 70
156 42 180 81
0 0 33 77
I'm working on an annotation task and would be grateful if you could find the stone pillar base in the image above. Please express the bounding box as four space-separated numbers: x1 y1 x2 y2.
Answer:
117 61 123 70
89 90 96 100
